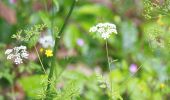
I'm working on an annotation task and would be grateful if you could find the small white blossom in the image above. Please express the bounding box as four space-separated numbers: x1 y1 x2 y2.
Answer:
5 45 29 64
39 35 55 48
89 22 117 39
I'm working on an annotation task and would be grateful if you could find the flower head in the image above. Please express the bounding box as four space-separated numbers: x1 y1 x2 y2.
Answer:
77 38 84 46
39 35 55 48
160 83 165 89
5 45 29 64
89 22 117 39
40 48 44 53
129 64 137 73
9 0 17 4
45 49 53 57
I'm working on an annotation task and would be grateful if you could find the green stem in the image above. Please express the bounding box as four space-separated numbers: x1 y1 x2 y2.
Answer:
43 0 48 12
45 0 77 97
11 74 16 100
105 40 113 98
106 41 111 72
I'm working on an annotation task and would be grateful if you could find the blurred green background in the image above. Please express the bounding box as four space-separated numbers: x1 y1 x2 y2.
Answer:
0 0 170 100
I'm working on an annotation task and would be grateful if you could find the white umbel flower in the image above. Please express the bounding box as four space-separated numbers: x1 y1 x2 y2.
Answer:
89 22 117 39
39 35 55 48
5 45 29 64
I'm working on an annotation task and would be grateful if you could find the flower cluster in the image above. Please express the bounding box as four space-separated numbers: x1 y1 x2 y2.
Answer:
5 45 29 64
39 35 55 48
89 23 117 39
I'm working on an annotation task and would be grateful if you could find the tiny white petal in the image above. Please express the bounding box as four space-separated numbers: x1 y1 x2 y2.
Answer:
96 23 104 28
7 54 14 59
19 45 26 50
14 57 23 64
5 49 13 55
97 28 105 33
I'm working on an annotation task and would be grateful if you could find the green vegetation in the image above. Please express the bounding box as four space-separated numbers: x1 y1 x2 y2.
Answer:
0 0 170 99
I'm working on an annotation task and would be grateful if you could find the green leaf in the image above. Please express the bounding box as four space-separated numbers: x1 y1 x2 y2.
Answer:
18 75 47 99
39 12 51 27
53 0 60 12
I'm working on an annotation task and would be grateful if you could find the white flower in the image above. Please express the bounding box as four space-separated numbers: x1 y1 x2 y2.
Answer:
39 35 55 48
89 22 117 39
5 45 29 64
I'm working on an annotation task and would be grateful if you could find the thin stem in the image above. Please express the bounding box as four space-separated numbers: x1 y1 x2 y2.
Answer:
123 65 142 85
105 40 113 97
106 40 111 72
43 0 48 12
45 0 77 97
34 46 47 74
11 78 16 100
120 65 142 95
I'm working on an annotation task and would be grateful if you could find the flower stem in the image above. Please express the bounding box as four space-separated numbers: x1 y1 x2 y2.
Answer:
43 0 48 12
34 46 47 74
106 41 111 72
11 74 16 100
105 40 113 98
45 0 77 97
